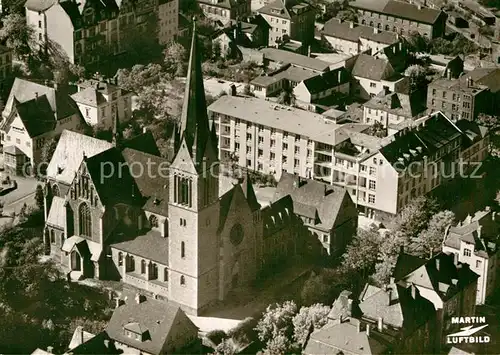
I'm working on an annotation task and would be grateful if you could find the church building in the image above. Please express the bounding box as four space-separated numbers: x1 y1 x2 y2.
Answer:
43 21 307 315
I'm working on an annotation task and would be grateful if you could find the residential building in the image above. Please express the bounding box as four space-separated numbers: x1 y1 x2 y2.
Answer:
257 0 316 46
351 53 408 100
350 0 447 39
158 0 178 45
260 47 332 72
362 90 427 126
0 78 85 175
43 23 308 316
442 207 499 305
0 45 12 92
322 18 399 56
358 282 437 354
273 172 358 257
393 252 479 349
24 0 166 66
198 0 251 24
456 119 490 173
427 68 500 120
372 40 411 74
457 0 496 26
71 78 133 128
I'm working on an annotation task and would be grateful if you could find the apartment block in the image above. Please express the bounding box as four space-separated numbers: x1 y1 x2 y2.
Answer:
443 208 499 305
209 94 490 220
427 68 500 120
350 0 447 39
257 0 316 46
322 18 399 56
198 0 251 24
25 0 171 66
158 0 179 45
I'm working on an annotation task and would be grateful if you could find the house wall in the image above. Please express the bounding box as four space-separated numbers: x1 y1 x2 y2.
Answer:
323 35 358 55
363 106 408 126
158 0 178 45
26 8 47 51
44 5 75 64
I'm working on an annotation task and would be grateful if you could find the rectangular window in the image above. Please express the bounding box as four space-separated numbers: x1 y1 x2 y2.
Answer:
38 21 42 28
369 167 376 175
294 146 300 154
464 248 471 257
369 180 376 190
368 194 375 203
370 82 377 88
476 260 482 268
294 159 299 167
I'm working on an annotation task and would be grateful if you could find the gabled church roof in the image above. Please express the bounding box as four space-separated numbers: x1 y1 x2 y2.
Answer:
240 173 261 212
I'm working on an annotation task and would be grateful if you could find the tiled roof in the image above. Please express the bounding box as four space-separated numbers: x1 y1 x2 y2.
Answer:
69 331 116 354
240 173 261 212
429 68 500 94
198 0 242 10
393 253 427 281
260 47 331 72
261 195 294 237
77 79 121 95
328 290 354 320
46 130 113 185
350 0 444 24
122 131 161 157
304 318 394 355
302 68 350 95
322 18 398 45
257 0 292 19
111 230 168 264
84 147 143 206
273 172 348 230
380 112 462 168
359 283 435 333
364 91 426 119
397 252 480 302
46 196 66 229
71 88 107 106
25 0 56 11
456 120 489 149
251 65 318 87
352 54 392 81
12 95 56 137
62 236 101 261
106 299 197 355
208 95 342 146
68 326 96 351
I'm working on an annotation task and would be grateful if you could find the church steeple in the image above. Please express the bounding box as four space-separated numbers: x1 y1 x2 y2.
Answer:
112 110 121 147
178 18 213 166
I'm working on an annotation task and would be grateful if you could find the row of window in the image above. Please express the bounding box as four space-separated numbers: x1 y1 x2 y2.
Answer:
118 253 187 285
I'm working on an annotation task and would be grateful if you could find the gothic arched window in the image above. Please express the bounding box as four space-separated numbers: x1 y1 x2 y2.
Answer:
50 229 55 244
152 263 158 279
149 215 158 228
79 202 92 237
52 184 60 197
141 259 146 274
180 275 185 285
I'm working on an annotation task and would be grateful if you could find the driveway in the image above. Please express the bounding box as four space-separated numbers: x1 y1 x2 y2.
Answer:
0 174 40 216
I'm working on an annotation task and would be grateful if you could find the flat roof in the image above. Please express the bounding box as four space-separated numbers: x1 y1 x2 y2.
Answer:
208 95 342 145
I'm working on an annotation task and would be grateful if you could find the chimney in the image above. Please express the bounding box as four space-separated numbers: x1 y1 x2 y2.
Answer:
307 45 311 57
80 326 85 344
338 70 342 83
349 21 354 29
417 4 422 10
377 317 383 332
477 225 482 239
435 258 440 271
411 284 417 299
485 206 491 212
366 324 371 337
47 346 54 354
135 293 146 304
387 288 392 305
230 84 237 96
35 92 39 100
453 252 459 265
374 27 379 34
493 212 496 221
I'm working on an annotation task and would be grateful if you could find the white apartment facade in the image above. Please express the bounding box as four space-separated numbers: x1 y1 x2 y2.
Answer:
209 95 490 219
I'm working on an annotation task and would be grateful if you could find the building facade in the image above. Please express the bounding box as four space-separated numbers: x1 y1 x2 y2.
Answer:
257 0 316 47
443 208 499 305
71 78 133 128
158 0 179 45
363 91 427 126
198 0 251 24
350 0 447 39
0 45 12 92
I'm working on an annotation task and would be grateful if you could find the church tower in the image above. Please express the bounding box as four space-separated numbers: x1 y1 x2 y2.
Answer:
167 19 221 315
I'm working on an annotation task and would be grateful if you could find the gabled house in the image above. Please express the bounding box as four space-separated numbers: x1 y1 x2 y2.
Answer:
198 0 251 24
442 207 499 305
273 172 358 257
393 252 479 350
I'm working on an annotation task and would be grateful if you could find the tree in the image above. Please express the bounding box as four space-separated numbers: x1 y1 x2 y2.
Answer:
164 42 187 78
365 121 387 138
407 32 429 53
119 13 163 65
338 9 357 22
227 317 258 346
255 301 298 344
390 196 440 241
405 64 429 92
277 87 296 106
262 334 293 355
40 135 60 167
342 227 381 278
411 210 455 258
116 63 163 92
0 13 35 60
292 304 330 347
35 185 44 211
215 338 238 355
136 85 175 119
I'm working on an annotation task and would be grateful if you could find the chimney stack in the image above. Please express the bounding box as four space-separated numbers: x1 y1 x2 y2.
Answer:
453 252 459 265
366 324 371 337
377 317 383 332
493 211 496 221
349 21 354 29
47 346 54 354
411 284 417 299
80 326 84 344
477 225 482 239
143 127 148 134
115 298 125 308
417 4 422 10
374 27 379 34
447 69 452 80
357 321 362 333
307 45 311 57
436 258 440 271
230 84 237 96
35 92 39 100
338 70 342 83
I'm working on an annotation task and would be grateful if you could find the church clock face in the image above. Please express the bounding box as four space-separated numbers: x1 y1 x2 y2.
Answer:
230 223 244 246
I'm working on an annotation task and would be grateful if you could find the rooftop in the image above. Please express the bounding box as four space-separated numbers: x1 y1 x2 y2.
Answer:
322 18 399 45
251 64 318 87
429 67 500 93
111 230 168 264
208 95 343 146
260 47 331 72
349 0 444 24
352 54 393 81
364 91 426 119
257 0 314 20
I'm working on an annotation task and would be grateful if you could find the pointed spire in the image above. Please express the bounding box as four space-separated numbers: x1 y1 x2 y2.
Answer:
241 171 260 212
178 18 211 165
210 118 218 150
112 110 121 147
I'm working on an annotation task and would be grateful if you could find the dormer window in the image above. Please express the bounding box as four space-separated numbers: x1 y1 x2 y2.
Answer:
123 323 149 342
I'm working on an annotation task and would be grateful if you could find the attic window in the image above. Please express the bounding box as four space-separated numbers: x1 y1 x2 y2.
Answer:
57 166 64 174
123 323 148 342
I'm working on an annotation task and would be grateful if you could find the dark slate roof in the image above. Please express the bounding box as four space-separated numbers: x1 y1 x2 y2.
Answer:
399 252 479 302
240 173 261 212
122 131 161 157
84 147 143 206
352 54 392 81
393 253 427 281
380 112 462 169
111 230 168 264
106 299 197 355
350 0 444 24
218 187 235 233
456 120 489 150
260 47 331 72
274 172 349 231
364 91 426 119
71 88 107 106
69 331 118 354
359 283 436 334
302 68 350 95
198 0 242 10
14 95 56 137
322 18 398 45
121 148 169 216
261 195 295 237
